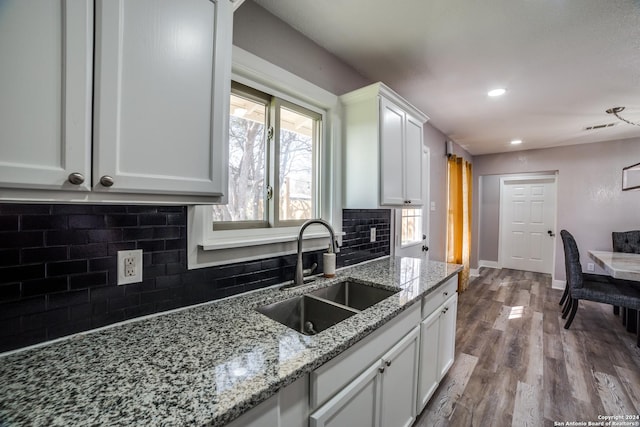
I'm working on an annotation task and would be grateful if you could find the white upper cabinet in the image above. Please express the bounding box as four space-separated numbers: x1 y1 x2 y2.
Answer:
0 0 93 191
94 0 230 197
342 82 429 208
0 0 232 203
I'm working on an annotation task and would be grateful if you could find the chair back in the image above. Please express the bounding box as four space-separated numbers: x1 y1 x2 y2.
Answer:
560 230 584 289
612 230 640 254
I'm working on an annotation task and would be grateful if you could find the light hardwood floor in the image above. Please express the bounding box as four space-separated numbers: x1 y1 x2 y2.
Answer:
414 267 640 427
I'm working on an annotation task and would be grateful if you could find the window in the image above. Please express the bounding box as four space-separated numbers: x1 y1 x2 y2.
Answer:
213 82 322 229
401 208 422 246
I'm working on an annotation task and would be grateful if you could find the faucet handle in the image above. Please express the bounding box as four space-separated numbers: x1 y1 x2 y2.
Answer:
303 263 318 276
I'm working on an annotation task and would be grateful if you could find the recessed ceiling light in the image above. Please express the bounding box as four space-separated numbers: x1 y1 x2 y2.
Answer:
488 88 506 97
510 139 522 145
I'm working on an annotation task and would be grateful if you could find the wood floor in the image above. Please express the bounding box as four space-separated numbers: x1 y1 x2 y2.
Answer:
414 267 640 427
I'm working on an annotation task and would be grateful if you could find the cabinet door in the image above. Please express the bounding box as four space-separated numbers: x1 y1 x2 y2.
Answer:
0 0 92 191
379 96 405 205
310 362 381 427
404 114 424 205
417 309 440 413
225 394 278 427
380 326 420 427
438 293 458 380
94 0 231 197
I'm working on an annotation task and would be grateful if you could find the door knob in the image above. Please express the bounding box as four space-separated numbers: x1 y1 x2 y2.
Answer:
100 175 114 187
67 173 85 185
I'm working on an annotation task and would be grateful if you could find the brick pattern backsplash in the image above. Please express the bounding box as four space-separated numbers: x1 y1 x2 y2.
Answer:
0 204 390 352
341 209 391 266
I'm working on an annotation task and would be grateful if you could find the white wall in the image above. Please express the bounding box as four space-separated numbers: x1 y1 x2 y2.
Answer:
473 137 640 280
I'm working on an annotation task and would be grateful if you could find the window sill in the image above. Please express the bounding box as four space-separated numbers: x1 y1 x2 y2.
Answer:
200 227 344 251
188 207 343 269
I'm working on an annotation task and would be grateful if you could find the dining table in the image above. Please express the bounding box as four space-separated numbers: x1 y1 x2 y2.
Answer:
588 250 640 282
588 250 640 335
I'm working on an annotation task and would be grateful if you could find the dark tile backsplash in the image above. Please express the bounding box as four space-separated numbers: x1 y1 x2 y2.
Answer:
0 205 389 352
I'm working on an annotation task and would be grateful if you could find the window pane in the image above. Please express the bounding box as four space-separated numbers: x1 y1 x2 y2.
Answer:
212 93 266 222
278 106 315 221
401 208 422 245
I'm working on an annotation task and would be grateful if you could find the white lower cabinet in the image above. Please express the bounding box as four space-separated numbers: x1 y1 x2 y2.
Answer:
226 375 308 427
310 326 420 427
438 293 458 379
309 361 382 427
417 308 440 413
416 292 458 414
379 326 420 427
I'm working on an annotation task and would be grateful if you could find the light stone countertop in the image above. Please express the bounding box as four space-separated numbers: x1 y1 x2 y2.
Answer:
588 250 640 281
0 256 462 427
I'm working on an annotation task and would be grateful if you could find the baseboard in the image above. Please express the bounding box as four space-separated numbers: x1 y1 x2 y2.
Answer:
471 260 500 277
552 279 565 290
479 260 499 269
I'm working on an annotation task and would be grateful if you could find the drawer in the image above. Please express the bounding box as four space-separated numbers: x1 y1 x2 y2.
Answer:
310 302 421 410
421 275 457 319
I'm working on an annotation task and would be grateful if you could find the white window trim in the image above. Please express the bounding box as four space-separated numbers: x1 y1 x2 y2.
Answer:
188 46 343 269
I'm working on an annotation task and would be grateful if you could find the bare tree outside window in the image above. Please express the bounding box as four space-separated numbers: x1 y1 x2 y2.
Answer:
279 107 314 221
401 208 422 245
213 83 321 229
212 93 266 223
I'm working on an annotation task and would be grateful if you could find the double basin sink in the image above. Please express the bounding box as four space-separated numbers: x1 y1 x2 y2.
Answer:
256 280 398 335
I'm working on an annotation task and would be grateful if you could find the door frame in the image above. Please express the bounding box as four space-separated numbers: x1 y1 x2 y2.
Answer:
393 146 430 257
498 173 558 274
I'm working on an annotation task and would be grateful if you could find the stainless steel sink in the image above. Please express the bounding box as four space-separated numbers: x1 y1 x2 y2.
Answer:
308 280 397 311
255 280 398 335
256 295 358 335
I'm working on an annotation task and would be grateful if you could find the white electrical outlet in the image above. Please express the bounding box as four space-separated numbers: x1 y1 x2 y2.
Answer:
117 249 143 285
587 262 595 272
370 227 376 242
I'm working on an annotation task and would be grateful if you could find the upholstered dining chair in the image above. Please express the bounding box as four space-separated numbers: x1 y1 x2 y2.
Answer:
560 230 640 337
612 230 640 254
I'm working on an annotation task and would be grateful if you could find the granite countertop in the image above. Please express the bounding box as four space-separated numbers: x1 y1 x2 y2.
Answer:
0 256 462 427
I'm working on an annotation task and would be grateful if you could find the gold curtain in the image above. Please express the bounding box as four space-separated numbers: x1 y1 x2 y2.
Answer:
447 155 472 292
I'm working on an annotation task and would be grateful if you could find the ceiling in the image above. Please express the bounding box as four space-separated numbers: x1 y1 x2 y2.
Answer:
252 0 640 155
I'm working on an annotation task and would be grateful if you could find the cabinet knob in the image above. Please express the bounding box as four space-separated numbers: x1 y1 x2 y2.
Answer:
443 291 448 297
100 175 114 187
378 366 385 374
385 360 391 367
67 173 85 185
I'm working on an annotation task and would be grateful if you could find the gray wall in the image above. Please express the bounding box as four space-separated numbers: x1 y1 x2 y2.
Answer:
234 1 370 95
473 137 640 281
234 1 472 263
424 129 473 261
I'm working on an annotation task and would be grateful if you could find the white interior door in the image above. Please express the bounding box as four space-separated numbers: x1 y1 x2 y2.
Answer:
394 147 430 258
499 176 557 273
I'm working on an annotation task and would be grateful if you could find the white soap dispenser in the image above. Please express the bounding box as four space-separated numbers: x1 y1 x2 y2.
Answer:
323 244 336 278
